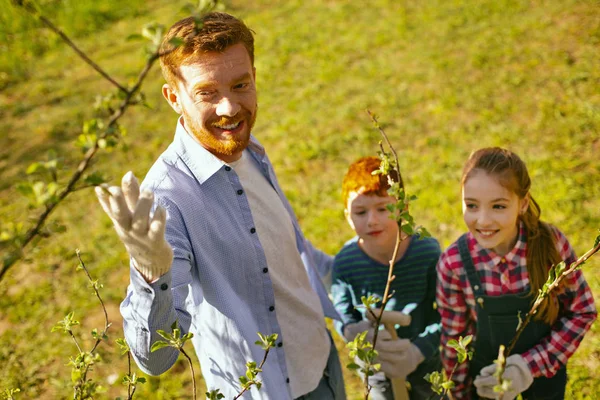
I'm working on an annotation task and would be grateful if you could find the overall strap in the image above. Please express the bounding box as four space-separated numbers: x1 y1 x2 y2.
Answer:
457 234 484 296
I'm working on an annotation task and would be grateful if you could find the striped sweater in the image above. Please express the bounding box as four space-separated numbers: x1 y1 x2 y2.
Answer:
331 235 442 358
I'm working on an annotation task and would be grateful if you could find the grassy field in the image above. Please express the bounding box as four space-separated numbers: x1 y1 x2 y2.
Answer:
1 0 599 398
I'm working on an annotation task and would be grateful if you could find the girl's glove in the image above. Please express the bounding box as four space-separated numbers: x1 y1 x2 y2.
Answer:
473 354 533 400
95 171 173 282
377 338 425 379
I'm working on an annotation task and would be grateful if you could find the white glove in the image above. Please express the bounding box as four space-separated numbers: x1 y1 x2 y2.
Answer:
376 338 425 379
473 354 533 400
343 320 392 343
95 171 173 282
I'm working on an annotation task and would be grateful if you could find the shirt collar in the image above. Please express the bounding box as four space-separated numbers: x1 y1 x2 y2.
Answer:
173 117 266 184
469 221 527 266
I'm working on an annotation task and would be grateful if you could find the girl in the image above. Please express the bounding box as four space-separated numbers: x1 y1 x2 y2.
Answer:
436 147 597 400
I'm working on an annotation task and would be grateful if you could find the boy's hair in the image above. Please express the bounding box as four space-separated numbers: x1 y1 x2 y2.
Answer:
462 147 562 324
341 156 402 207
159 12 255 88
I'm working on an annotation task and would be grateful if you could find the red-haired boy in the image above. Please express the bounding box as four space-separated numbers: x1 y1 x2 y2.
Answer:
331 156 441 399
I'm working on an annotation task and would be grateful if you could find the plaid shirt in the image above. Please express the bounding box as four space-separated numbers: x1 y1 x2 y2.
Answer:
436 223 597 400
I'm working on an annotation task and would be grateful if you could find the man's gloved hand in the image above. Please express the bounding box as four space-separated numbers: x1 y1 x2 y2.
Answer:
473 354 534 400
343 320 392 343
376 338 425 379
95 171 173 282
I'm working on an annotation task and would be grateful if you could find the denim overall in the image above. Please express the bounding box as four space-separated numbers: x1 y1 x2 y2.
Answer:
457 235 566 400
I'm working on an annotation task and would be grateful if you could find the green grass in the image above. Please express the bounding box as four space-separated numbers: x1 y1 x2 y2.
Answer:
0 0 599 398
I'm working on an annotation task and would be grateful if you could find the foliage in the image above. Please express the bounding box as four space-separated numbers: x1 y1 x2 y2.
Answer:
0 0 599 398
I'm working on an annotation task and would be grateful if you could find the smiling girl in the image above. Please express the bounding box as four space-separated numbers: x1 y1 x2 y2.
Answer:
436 147 597 400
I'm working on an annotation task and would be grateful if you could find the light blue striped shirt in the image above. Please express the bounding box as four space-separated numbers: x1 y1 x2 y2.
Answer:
120 120 339 399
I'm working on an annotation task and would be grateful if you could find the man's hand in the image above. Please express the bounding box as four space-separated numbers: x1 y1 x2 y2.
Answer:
95 171 173 282
376 338 425 379
343 320 393 343
473 354 533 400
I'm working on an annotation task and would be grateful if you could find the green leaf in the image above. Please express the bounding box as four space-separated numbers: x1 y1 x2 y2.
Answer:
126 33 144 41
150 341 171 352
347 362 360 370
155 329 170 341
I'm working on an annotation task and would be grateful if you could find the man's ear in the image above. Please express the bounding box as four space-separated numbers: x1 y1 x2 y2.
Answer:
162 83 182 114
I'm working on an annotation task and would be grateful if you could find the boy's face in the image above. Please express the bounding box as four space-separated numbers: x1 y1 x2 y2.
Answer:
345 191 399 257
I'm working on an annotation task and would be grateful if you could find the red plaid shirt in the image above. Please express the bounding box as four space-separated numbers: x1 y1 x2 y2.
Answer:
436 223 597 400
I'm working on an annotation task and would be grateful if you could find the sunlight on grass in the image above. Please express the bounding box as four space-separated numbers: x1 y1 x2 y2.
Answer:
0 0 598 398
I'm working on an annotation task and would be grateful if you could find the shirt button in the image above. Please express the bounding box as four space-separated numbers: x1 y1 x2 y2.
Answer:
286 378 290 383
144 288 152 294
237 189 244 195
160 283 169 291
277 342 283 348
250 227 256 234
263 267 268 273
269 306 275 312
501 257 506 263
224 166 231 171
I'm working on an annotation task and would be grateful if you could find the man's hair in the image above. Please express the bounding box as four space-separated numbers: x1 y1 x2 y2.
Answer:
159 12 255 88
341 156 401 208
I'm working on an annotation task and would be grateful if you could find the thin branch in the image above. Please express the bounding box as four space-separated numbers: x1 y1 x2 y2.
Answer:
494 239 600 391
180 347 197 400
12 0 128 93
127 353 133 400
363 109 408 400
68 330 83 354
76 249 111 354
233 348 272 400
0 42 162 283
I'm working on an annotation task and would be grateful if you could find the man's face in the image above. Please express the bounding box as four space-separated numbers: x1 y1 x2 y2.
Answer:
164 43 257 162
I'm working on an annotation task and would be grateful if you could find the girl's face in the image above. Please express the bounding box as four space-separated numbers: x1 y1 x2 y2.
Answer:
462 170 529 256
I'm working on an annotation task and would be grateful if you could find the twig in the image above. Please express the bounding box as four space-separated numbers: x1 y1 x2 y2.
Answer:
180 347 197 400
0 6 163 282
363 109 407 400
493 238 600 393
233 347 272 400
76 250 110 354
12 0 128 93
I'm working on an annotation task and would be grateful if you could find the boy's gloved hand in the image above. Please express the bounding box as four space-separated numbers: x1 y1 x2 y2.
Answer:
95 171 173 282
473 354 533 400
343 320 392 343
376 338 425 379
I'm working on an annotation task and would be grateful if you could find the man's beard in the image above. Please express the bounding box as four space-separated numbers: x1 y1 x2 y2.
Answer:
183 107 257 159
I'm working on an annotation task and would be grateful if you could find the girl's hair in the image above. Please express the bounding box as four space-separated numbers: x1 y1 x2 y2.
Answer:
462 147 562 324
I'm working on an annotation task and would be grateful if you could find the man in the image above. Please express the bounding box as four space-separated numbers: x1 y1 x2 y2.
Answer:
95 12 346 399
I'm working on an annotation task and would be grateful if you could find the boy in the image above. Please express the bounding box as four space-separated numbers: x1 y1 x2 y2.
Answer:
331 156 441 400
